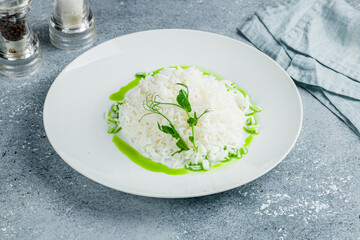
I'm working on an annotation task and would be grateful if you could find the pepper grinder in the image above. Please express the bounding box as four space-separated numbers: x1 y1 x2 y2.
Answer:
0 0 42 78
49 0 97 50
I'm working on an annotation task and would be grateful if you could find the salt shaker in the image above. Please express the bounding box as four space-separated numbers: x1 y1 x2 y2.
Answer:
49 0 97 50
0 0 42 77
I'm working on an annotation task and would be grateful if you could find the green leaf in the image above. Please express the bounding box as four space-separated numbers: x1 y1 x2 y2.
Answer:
189 136 194 143
168 123 180 139
176 89 192 112
161 126 174 134
157 123 179 139
187 117 197 127
176 139 190 151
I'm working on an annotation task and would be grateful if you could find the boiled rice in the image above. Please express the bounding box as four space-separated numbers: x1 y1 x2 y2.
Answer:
115 66 251 169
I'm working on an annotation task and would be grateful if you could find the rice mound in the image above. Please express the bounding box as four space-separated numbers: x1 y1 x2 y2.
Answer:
117 66 250 169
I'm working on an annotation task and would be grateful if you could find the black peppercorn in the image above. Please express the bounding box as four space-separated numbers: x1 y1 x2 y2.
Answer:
0 14 27 42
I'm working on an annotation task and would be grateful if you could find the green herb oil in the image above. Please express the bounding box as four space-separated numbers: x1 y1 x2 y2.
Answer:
112 135 187 175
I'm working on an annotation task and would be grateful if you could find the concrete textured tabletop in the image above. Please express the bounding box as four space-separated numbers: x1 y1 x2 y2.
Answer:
1 0 360 239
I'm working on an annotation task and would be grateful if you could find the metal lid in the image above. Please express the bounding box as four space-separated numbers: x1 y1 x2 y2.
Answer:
0 0 32 12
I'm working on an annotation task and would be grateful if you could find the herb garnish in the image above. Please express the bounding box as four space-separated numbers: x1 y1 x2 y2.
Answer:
140 93 190 156
140 83 210 154
107 101 126 134
175 83 211 151
244 107 261 134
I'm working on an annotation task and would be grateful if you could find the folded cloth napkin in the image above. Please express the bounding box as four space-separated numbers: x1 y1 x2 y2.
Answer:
238 0 360 137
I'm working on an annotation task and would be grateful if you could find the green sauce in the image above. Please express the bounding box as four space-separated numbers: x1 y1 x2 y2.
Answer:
244 134 253 146
112 135 187 175
109 66 257 175
110 76 142 101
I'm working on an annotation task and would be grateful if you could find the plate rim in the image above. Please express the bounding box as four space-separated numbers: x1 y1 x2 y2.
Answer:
43 29 303 198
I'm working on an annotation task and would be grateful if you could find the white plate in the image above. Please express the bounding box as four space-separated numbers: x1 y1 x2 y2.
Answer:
43 29 302 198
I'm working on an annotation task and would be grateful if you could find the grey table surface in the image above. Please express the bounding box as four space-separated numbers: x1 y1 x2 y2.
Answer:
1 0 360 239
